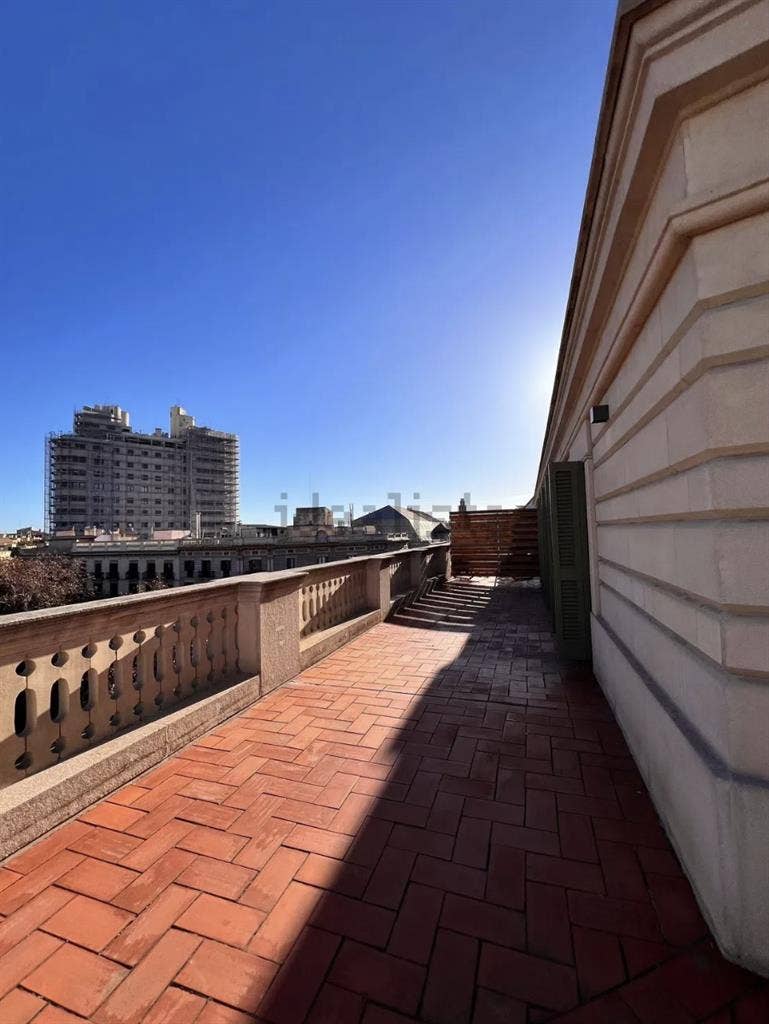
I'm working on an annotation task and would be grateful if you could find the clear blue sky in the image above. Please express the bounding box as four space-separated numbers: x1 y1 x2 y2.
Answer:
1 0 616 530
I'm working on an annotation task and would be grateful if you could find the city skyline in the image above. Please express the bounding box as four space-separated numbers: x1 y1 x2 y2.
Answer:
0 0 616 531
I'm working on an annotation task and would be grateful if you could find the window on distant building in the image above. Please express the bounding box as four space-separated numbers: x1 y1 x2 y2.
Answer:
286 557 296 569
184 560 195 579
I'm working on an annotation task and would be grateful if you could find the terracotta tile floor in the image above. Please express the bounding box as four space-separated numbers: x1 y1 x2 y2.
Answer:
1 579 767 1023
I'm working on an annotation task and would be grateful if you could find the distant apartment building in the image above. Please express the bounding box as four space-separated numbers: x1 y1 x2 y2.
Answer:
46 405 239 539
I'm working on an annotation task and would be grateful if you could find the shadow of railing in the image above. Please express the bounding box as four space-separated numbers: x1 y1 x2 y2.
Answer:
230 577 623 1021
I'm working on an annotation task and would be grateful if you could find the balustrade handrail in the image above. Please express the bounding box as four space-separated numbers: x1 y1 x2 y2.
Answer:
0 543 447 631
0 542 451 789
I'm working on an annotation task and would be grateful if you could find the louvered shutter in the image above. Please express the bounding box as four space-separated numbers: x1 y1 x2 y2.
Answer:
544 461 591 660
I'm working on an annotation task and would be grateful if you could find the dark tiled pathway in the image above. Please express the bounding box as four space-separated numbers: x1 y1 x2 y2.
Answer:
0 579 766 1023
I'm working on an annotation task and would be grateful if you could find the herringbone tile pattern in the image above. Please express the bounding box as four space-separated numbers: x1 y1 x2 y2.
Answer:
0 579 766 1022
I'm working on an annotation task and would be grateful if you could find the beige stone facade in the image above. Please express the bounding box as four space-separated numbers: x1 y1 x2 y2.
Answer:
536 0 769 975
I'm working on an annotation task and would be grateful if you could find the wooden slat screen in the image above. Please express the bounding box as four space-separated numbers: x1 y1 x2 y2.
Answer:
449 508 539 578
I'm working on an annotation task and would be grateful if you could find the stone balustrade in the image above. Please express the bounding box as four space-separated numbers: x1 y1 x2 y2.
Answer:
0 543 450 789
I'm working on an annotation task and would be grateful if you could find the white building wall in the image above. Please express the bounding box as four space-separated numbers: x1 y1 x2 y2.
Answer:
538 0 769 974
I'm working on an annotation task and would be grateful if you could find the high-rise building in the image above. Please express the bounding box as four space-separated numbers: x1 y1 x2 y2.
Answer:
45 405 239 538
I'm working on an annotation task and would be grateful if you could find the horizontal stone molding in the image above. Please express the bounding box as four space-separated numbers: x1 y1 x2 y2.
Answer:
599 582 769 777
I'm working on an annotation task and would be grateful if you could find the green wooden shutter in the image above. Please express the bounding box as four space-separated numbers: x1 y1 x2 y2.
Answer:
537 480 553 612
545 461 591 660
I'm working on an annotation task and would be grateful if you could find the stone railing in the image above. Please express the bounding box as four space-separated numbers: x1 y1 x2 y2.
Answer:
300 561 368 638
0 543 450 789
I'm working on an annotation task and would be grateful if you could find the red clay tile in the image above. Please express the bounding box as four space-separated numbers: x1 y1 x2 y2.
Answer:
79 802 146 832
364 846 417 909
295 852 370 898
0 987 46 1024
0 850 84 916
307 981 364 1024
422 928 478 1024
23 1005 88 1023
525 789 558 831
176 937 278 1011
177 823 248 861
23 940 126 1016
5 821 90 876
489 822 559 856
0 886 74 958
0 583 765 1024
105 883 197 966
242 846 307 911
389 824 453 859
177 892 265 945
42 893 133 951
526 853 605 894
176 854 255 900
259 925 341 1024
249 881 322 962
454 817 491 869
567 890 663 942
413 853 486 898
427 792 464 834
0 930 62 1000
478 943 578 1013
120 819 195 872
235 817 295 869
56 856 138 901
486 844 525 910
573 925 626 999
93 928 201 1024
526 881 573 965
196 999 256 1023
329 939 425 1015
112 848 195 912
347 817 394 868
68 824 143 864
177 798 243 831
619 968 695 1023
655 944 756 1019
0 868 22 893
472 987 526 1023
441 893 525 948
311 889 394 946
142 985 207 1024
388 882 444 964
283 824 353 859
646 872 708 946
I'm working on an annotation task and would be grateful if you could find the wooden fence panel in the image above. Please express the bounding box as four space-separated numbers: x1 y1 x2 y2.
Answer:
449 508 539 577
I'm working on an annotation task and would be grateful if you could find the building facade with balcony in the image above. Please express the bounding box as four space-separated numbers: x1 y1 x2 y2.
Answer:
66 533 408 596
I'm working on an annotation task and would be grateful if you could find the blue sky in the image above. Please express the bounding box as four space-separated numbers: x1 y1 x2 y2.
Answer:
1 0 615 530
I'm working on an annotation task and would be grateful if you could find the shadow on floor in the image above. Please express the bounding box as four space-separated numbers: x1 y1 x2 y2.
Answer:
247 578 767 1024
1 579 766 1023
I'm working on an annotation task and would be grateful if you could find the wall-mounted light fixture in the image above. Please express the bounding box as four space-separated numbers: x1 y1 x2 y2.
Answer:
591 404 610 424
